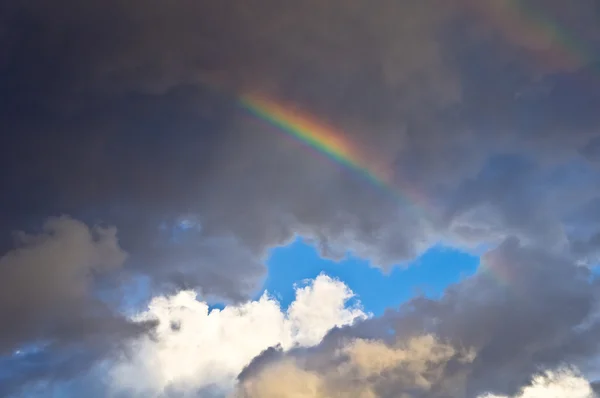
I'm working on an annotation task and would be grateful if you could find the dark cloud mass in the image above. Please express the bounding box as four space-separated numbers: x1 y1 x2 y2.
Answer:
0 216 125 353
1 0 600 395
0 216 155 395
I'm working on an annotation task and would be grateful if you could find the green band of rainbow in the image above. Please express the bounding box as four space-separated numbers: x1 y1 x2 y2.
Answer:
239 93 430 217
475 0 598 71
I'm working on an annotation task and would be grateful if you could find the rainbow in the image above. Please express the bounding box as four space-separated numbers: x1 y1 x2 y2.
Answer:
479 255 514 288
239 92 431 216
236 4 598 227
470 0 598 72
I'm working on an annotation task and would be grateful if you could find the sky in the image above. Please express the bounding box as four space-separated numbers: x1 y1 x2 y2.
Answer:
1 0 600 397
262 239 480 315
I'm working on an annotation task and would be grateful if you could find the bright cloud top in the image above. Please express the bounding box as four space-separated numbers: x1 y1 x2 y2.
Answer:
109 274 367 396
479 367 596 398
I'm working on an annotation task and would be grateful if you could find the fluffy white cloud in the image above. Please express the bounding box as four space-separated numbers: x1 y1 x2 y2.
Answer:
109 274 367 396
479 367 596 398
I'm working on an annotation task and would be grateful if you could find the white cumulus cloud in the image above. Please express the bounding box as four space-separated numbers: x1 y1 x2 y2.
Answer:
109 274 367 396
479 367 596 398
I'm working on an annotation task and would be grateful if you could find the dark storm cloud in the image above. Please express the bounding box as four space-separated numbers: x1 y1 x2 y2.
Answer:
2 0 599 280
2 0 600 393
237 238 600 397
0 0 455 296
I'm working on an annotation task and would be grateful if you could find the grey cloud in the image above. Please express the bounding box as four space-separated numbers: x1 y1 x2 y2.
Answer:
581 137 600 162
0 216 155 395
443 154 572 251
237 345 286 383
0 216 125 353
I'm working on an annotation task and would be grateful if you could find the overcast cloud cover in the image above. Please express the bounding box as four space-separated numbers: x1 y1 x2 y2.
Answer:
1 0 600 396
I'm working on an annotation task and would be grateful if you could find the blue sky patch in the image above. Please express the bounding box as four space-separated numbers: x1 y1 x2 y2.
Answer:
260 238 480 316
